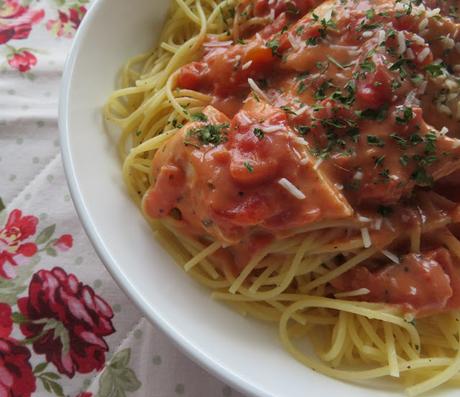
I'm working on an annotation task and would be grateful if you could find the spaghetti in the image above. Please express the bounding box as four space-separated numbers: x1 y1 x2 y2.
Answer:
105 0 460 394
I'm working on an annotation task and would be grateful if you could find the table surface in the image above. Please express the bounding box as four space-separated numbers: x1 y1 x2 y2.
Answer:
0 1 246 396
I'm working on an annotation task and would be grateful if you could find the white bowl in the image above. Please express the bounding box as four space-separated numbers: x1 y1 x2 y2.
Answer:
59 1 434 396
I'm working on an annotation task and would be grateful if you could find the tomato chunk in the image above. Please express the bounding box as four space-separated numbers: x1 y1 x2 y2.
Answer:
143 165 185 218
356 58 392 109
332 248 460 315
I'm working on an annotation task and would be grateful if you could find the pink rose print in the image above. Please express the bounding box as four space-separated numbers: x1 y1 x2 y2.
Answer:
0 304 12 338
46 5 86 38
0 209 38 279
54 234 73 252
76 393 92 397
7 48 37 72
0 0 44 45
18 267 115 377
0 338 36 397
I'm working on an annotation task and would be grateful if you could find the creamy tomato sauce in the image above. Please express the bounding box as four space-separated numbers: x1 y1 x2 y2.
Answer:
144 0 460 314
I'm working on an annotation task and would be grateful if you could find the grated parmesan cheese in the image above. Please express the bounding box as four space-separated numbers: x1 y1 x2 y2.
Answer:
426 7 440 17
296 105 309 115
438 103 452 115
382 250 400 264
335 288 370 298
288 32 299 49
263 124 284 132
440 126 449 136
418 18 428 32
241 60 252 70
278 178 306 200
313 158 323 170
300 157 309 165
203 40 233 47
417 81 427 95
417 47 430 63
360 227 372 248
248 78 270 103
397 31 406 55
406 48 415 60
441 36 455 50
353 171 363 180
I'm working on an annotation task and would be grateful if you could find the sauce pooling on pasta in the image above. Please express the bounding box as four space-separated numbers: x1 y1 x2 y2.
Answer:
143 0 460 315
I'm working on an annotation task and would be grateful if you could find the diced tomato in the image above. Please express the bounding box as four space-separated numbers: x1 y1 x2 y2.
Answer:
143 165 185 218
228 124 280 185
244 45 275 73
332 248 460 316
391 107 423 137
254 0 319 19
216 193 273 225
176 62 208 90
259 13 288 39
393 15 418 31
432 247 460 310
253 0 269 16
356 60 392 109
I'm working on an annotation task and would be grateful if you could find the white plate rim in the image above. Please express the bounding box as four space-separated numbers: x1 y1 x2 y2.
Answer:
58 1 269 396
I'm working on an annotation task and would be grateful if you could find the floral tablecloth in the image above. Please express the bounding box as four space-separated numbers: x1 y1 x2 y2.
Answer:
0 1 245 396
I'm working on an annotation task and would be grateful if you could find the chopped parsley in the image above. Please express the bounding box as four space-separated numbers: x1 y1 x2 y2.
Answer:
314 80 333 100
400 154 409 166
297 125 311 135
327 55 350 69
425 63 444 77
187 123 229 146
411 167 433 186
356 107 387 121
390 133 408 149
367 135 385 147
191 112 208 121
395 106 413 124
389 58 413 79
297 81 307 94
244 161 254 173
374 155 385 167
265 39 280 57
331 81 356 106
253 128 264 140
360 59 376 72
172 119 183 128
306 36 319 46
280 105 297 115
377 205 393 217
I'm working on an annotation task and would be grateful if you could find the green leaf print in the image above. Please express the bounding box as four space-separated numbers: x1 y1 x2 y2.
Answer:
35 224 56 244
96 349 142 397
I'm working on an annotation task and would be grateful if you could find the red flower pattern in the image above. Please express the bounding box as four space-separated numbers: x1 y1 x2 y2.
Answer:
54 234 73 252
0 0 121 394
0 209 38 279
0 0 44 44
18 267 115 377
7 49 37 72
0 304 12 338
46 5 86 38
0 338 36 397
